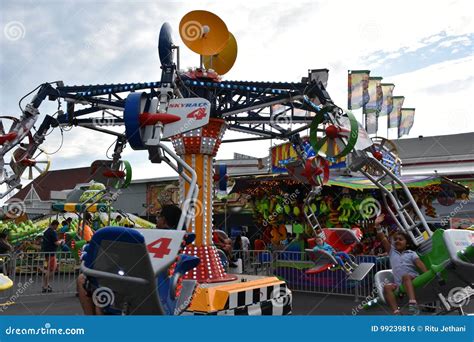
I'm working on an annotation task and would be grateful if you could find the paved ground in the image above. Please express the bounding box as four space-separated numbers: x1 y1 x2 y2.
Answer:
0 291 452 316
1 274 471 316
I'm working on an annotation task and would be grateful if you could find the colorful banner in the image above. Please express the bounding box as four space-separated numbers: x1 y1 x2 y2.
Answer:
347 70 370 110
271 139 345 173
365 112 377 134
398 108 416 137
328 175 444 190
387 96 405 128
364 77 383 113
380 83 395 116
146 182 179 215
271 141 299 173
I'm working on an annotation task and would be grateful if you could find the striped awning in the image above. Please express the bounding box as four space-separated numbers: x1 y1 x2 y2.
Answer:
51 203 109 213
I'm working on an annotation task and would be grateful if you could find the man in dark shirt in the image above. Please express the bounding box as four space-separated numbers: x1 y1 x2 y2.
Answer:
156 205 182 229
0 232 12 254
41 220 64 293
0 231 13 275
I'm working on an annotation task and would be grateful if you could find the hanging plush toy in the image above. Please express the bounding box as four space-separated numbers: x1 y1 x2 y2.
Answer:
423 196 437 218
319 199 330 217
350 197 362 223
271 224 288 245
326 197 339 228
337 197 355 224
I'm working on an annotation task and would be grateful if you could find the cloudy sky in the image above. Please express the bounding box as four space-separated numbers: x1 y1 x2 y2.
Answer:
0 0 472 182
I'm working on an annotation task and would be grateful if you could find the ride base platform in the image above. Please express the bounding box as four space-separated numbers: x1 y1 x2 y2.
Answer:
185 274 291 315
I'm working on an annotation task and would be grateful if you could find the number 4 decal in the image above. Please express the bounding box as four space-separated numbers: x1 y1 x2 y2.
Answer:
147 238 172 258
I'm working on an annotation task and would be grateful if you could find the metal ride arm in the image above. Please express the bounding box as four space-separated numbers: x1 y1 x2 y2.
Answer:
287 133 323 232
154 141 198 231
350 151 432 246
139 112 198 231
298 95 431 247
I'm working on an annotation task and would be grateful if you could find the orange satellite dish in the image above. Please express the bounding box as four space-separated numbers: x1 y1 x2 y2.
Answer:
203 32 238 75
179 10 229 56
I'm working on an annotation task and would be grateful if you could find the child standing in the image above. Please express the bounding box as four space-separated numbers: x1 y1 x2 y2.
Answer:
375 214 428 315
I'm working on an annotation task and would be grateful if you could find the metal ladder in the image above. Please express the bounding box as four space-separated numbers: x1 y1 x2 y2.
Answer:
304 186 322 233
350 151 432 246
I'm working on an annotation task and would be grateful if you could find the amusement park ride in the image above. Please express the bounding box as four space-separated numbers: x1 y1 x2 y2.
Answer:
0 10 473 315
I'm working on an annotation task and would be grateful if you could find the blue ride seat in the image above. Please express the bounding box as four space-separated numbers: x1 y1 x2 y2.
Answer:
81 226 199 315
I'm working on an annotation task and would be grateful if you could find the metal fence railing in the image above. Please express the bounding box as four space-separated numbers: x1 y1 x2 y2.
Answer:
1 249 391 303
0 251 78 302
272 251 390 299
232 249 273 276
231 250 391 300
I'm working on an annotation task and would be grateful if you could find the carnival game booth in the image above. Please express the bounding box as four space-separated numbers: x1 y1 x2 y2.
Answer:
229 172 470 298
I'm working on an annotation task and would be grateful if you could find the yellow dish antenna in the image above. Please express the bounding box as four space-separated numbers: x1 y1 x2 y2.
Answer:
203 32 238 75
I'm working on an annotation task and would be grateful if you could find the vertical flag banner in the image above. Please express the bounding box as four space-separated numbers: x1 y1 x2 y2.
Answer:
388 96 405 128
364 77 383 134
348 70 370 110
398 108 416 137
366 113 377 134
380 83 395 116
365 77 383 113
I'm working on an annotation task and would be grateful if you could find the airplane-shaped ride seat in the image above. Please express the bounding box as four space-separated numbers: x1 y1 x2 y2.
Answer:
373 229 474 306
81 227 198 315
307 228 362 254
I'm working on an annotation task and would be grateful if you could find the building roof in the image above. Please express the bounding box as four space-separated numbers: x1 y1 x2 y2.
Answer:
394 132 474 161
394 133 474 177
8 167 94 202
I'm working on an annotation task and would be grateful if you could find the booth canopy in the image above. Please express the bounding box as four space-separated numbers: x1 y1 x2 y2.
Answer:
231 174 469 194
